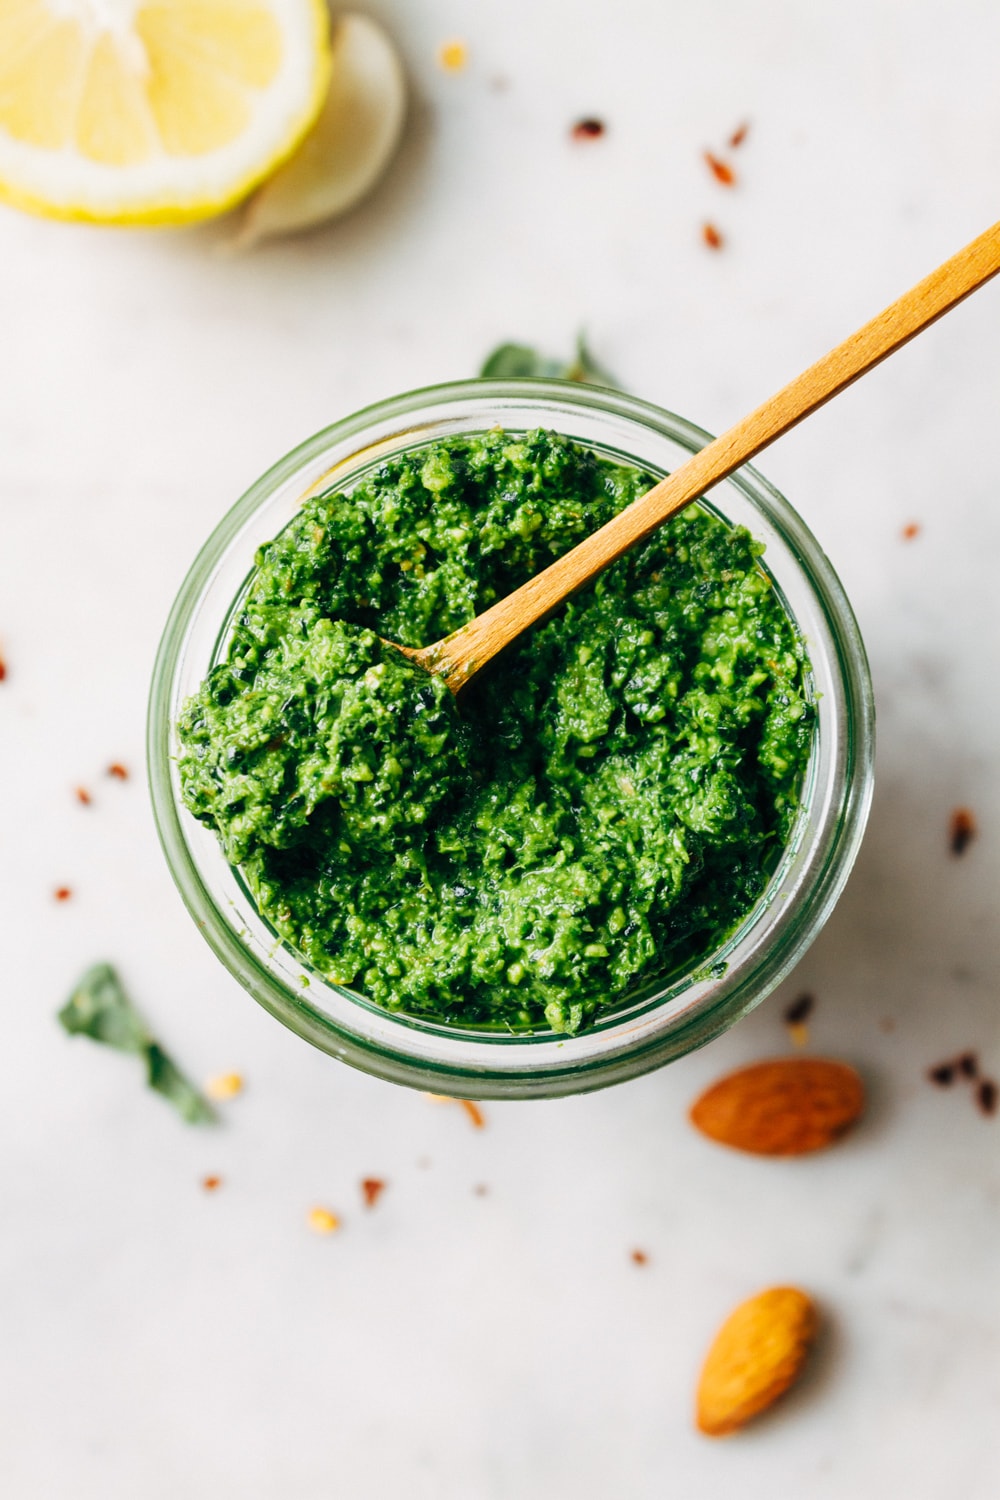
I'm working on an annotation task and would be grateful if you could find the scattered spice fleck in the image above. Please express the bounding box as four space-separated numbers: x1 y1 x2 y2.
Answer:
54 886 72 902
949 808 976 856
783 993 815 1026
459 1098 487 1129
630 1249 649 1266
957 1052 979 1080
107 763 129 780
901 522 921 540
438 39 467 72
307 1207 341 1234
928 1061 956 1087
202 1175 222 1191
361 1177 386 1209
473 1183 489 1197
426 1093 487 1128
702 222 724 250
0 653 7 682
205 1071 244 1101
729 122 749 149
787 1021 809 1050
977 1079 998 1116
704 150 736 186
75 787 92 806
571 118 606 141
879 1017 896 1034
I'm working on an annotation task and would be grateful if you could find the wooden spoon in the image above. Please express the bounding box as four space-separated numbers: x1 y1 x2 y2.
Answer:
396 220 1000 694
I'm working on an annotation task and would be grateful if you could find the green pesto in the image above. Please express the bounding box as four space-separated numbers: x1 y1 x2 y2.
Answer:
177 429 813 1034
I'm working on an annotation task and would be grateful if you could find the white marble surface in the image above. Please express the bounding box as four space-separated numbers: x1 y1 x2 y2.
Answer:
2 2 999 1495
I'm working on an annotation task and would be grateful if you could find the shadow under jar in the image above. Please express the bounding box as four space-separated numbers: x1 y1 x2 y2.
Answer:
148 378 874 1099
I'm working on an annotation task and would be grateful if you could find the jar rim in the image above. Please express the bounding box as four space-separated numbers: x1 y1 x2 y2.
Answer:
147 377 875 1098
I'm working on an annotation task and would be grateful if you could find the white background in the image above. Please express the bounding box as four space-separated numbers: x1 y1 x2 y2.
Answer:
2 2 999 1495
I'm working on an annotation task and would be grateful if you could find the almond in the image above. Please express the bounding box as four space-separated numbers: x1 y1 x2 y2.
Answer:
689 1056 864 1155
696 1286 818 1436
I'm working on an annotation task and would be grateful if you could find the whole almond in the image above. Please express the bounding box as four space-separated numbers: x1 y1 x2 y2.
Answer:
696 1286 818 1436
689 1056 864 1155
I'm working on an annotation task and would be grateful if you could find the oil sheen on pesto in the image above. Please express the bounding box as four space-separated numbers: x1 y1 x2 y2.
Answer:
177 430 813 1034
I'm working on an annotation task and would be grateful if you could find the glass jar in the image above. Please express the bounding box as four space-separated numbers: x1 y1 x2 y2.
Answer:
148 379 874 1099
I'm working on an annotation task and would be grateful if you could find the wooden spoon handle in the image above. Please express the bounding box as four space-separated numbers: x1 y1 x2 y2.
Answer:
433 219 1000 692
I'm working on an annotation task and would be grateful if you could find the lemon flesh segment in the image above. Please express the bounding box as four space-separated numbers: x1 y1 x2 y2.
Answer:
76 33 156 166
0 12 85 149
0 0 331 224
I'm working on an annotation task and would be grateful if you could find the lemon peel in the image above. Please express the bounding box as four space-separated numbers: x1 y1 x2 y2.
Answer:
234 12 405 248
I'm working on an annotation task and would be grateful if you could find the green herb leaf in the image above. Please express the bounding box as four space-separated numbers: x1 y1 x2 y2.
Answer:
146 1043 217 1125
58 963 216 1126
479 334 620 388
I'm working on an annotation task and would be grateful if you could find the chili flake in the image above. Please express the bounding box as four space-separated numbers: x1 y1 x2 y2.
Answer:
702 222 724 250
704 150 736 186
307 1207 341 1234
572 118 606 141
202 1175 222 1191
361 1177 386 1209
107 763 129 780
75 787 92 806
949 808 976 856
729 122 749 148
901 522 921 540
54 886 72 902
630 1249 649 1266
783 993 815 1026
438 40 467 72
0 653 6 682
426 1094 487 1128
977 1079 998 1116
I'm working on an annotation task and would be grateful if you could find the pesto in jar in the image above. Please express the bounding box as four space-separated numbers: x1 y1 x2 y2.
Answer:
177 429 813 1034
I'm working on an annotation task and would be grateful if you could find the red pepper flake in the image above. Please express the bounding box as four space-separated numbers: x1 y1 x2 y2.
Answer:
729 122 749 149
75 787 92 806
571 118 606 142
928 1061 956 1086
901 522 921 540
630 1249 649 1266
0 653 6 682
703 150 736 187
202 1175 222 1191
949 808 976 857
783 993 815 1026
107 763 129 780
977 1079 998 1116
54 886 73 902
957 1051 979 1080
702 222 724 250
459 1098 486 1129
361 1177 386 1209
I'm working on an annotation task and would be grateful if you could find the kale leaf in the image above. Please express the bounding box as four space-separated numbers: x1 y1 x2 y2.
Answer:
479 334 619 388
58 963 216 1125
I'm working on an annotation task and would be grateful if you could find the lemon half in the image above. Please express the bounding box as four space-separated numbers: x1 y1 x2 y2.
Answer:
0 0 331 224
